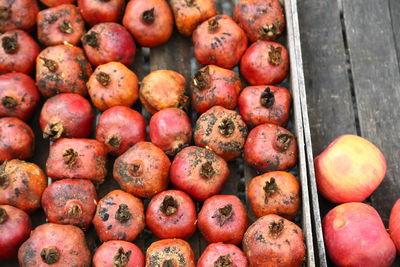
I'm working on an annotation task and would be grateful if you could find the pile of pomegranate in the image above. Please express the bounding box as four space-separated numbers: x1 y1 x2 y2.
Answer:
0 0 309 266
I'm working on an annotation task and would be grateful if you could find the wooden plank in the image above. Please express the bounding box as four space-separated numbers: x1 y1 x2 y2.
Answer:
342 0 400 223
297 0 357 155
389 0 400 66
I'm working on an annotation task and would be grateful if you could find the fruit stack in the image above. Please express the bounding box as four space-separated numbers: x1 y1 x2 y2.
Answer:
0 0 308 266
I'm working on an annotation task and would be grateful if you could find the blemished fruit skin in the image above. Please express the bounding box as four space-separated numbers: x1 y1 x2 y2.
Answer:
145 239 196 267
37 4 85 46
93 190 145 242
243 214 305 267
40 0 76 7
0 72 40 121
146 190 197 239
389 199 400 253
193 15 248 69
0 117 35 163
41 179 98 230
140 70 188 115
36 44 92 98
248 171 300 220
315 134 386 203
323 202 396 267
0 205 31 260
88 62 139 111
149 107 193 156
78 0 125 26
0 0 39 32
122 0 174 47
40 93 94 140
0 159 47 213
198 195 247 244
194 105 248 161
46 138 108 183
238 85 291 128
113 141 170 198
170 146 229 201
197 243 248 267
96 106 146 156
170 0 217 36
0 30 40 75
191 65 243 114
244 123 298 172
92 240 145 267
240 41 289 85
82 22 136 66
234 0 285 42
18 223 91 267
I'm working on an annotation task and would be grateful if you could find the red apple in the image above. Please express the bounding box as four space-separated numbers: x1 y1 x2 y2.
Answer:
389 199 400 253
323 202 396 267
315 135 386 203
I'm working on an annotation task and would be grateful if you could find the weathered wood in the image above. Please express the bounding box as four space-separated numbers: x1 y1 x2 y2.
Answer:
389 0 400 66
342 0 400 222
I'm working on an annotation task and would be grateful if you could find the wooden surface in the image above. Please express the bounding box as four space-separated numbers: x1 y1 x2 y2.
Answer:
298 0 400 265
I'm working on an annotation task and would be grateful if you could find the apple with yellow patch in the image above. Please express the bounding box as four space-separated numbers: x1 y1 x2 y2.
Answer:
315 134 386 203
323 202 395 267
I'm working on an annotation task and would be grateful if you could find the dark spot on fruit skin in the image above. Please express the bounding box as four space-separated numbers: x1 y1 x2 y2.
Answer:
107 224 112 230
99 207 109 221
21 242 37 265
14 187 20 197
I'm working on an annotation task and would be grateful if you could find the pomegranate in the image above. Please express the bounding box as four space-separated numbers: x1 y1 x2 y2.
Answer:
149 107 192 156
0 72 40 121
78 0 126 26
145 239 195 267
93 240 145 267
0 0 39 32
40 93 94 140
170 146 229 201
96 106 146 156
198 243 248 267
193 15 248 69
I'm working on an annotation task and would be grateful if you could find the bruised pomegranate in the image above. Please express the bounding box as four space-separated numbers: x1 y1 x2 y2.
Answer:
140 70 188 114
93 240 145 267
18 223 91 266
0 73 40 121
146 239 195 267
96 106 146 156
0 117 34 163
40 0 76 7
93 190 145 242
170 146 229 201
0 30 40 75
243 214 305 267
41 179 98 229
248 171 300 219
37 4 85 46
78 0 125 26
390 199 400 253
123 0 174 47
198 195 247 244
191 65 243 113
46 138 108 183
36 44 92 97
170 0 217 36
0 159 47 213
113 141 170 198
323 203 396 267
146 190 196 239
193 15 248 69
239 86 291 128
0 205 31 260
240 41 289 85
234 0 285 42
244 123 297 172
0 0 39 32
149 107 192 156
40 93 94 140
88 62 139 111
198 243 248 267
194 105 248 161
82 22 136 66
